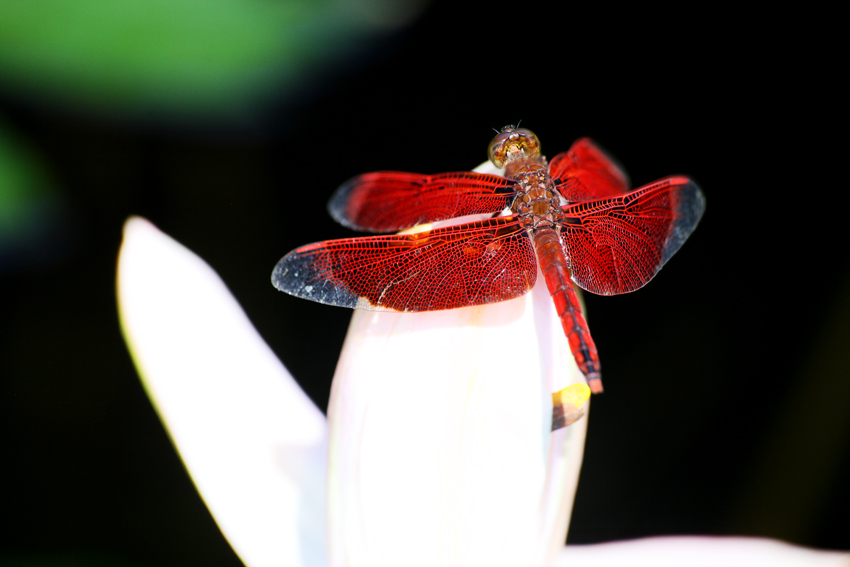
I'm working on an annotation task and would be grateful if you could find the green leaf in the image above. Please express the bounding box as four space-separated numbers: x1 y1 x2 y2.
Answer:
0 0 424 120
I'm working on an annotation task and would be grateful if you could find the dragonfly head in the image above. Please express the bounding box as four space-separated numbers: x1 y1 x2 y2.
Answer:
488 126 541 168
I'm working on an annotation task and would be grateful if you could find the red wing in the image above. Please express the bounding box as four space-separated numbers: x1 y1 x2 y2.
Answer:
328 171 516 233
272 215 536 312
549 138 631 202
560 176 705 295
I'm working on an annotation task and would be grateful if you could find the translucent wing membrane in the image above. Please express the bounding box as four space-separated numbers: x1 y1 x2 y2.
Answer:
549 137 631 202
272 216 537 312
328 171 516 233
560 176 705 295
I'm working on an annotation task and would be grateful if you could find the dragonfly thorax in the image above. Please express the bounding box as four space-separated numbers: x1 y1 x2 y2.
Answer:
510 167 563 230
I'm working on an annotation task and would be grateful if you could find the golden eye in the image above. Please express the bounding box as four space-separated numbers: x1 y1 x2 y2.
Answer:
488 127 541 168
488 129 514 168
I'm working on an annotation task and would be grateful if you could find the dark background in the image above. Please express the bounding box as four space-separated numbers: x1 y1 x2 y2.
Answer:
2 2 847 565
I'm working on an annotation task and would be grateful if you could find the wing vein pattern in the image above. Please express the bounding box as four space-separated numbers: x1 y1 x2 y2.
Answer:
272 215 538 312
329 171 516 232
560 176 705 295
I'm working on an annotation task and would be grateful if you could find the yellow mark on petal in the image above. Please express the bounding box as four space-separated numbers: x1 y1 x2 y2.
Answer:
551 383 591 431
553 383 591 408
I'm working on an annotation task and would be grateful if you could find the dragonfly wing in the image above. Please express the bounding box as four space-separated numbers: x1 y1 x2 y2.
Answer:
329 171 516 232
550 138 631 201
561 176 705 295
272 215 537 312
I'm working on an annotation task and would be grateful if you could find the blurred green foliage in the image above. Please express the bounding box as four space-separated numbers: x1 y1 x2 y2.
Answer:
0 0 423 269
0 121 62 268
0 0 422 120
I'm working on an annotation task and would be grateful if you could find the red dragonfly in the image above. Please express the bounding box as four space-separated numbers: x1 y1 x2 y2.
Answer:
273 127 704 398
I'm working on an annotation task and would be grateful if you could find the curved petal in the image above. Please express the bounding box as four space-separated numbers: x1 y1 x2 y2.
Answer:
558 536 850 567
326 162 589 567
117 217 327 567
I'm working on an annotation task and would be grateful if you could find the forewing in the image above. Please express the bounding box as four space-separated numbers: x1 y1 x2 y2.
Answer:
549 138 631 202
560 176 704 295
272 216 537 312
328 171 516 232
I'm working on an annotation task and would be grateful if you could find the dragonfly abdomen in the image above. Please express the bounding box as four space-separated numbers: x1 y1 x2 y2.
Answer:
533 226 603 393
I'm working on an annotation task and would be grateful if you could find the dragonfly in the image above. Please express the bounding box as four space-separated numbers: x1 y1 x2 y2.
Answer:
272 126 704 409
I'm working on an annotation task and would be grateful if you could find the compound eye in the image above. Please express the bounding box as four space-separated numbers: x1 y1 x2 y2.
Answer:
488 127 541 168
488 130 515 168
512 128 541 157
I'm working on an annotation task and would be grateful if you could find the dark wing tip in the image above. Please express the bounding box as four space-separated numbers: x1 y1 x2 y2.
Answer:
661 178 705 265
327 175 361 231
271 248 359 309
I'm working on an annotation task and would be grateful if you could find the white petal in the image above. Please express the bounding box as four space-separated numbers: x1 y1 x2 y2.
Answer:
558 536 850 567
326 156 588 566
473 160 504 176
117 217 328 567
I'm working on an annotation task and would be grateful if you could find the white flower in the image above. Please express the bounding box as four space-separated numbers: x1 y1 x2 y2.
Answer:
117 216 849 567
